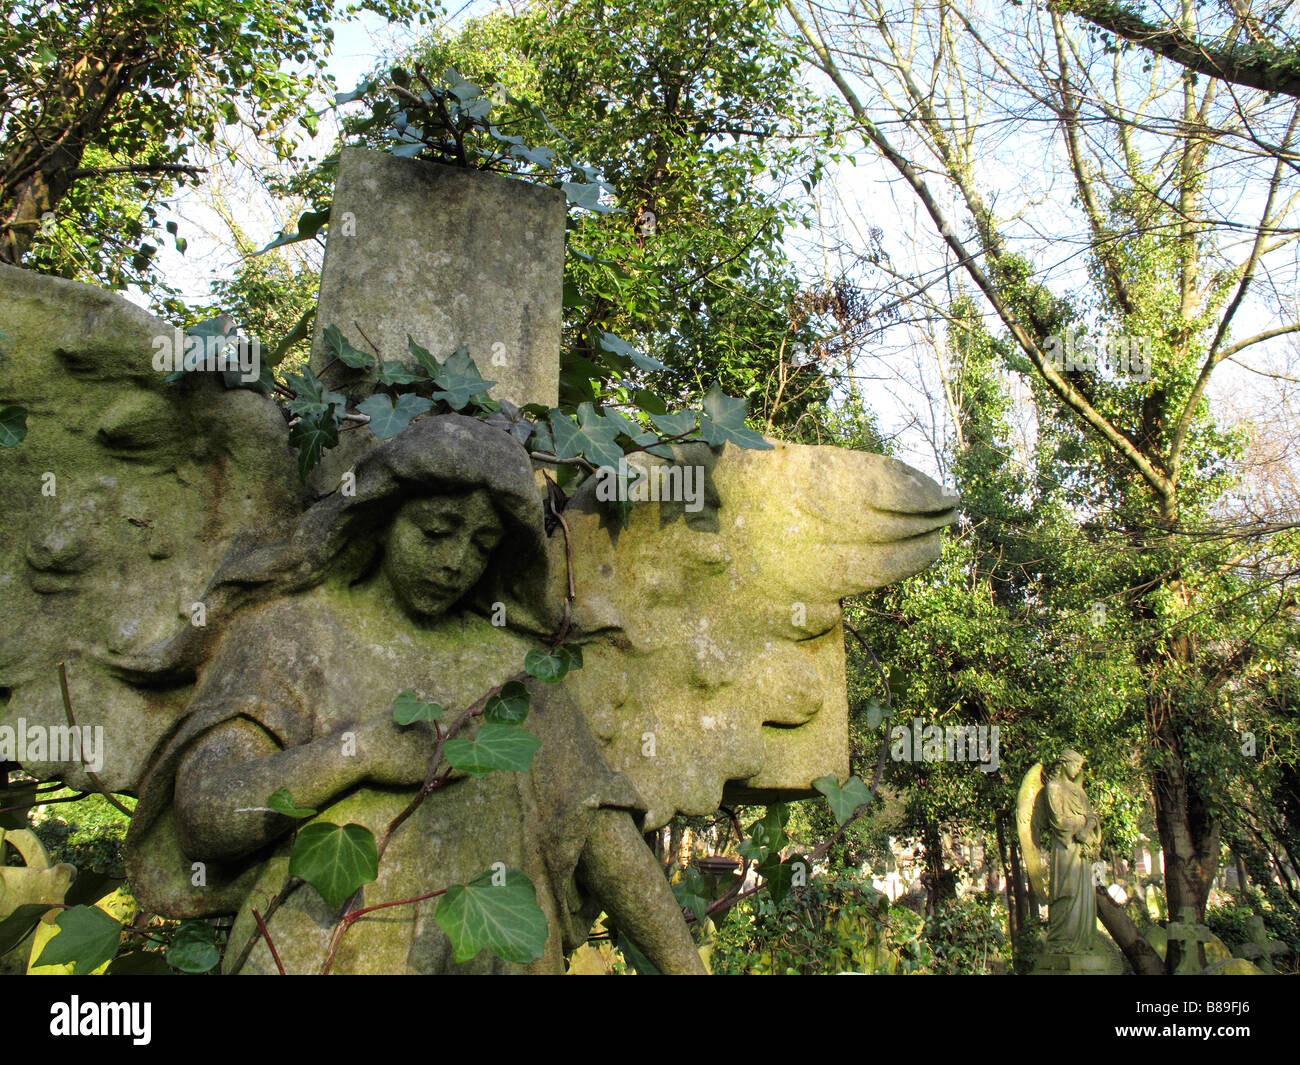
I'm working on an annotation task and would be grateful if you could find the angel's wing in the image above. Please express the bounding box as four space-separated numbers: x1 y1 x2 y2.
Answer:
1016 761 1049 908
0 265 297 791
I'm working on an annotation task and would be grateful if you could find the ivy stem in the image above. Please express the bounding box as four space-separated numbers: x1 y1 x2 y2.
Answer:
251 908 285 975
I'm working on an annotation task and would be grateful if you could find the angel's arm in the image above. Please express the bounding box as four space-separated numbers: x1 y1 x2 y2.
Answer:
173 713 436 862
577 808 707 975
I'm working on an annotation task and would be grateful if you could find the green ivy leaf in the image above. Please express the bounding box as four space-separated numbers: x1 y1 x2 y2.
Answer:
813 775 873 826
484 681 531 724
562 181 618 214
672 869 711 925
166 920 220 973
392 689 444 725
649 410 698 438
864 699 886 730
256 207 331 255
408 335 442 377
358 392 434 440
375 360 426 386
34 905 122 974
0 405 28 447
0 903 56 957
549 403 624 471
268 787 317 820
288 409 339 481
289 822 379 909
598 332 668 372
322 324 375 370
443 722 541 776
698 385 773 450
758 853 809 906
432 348 496 411
524 644 582 684
434 867 549 964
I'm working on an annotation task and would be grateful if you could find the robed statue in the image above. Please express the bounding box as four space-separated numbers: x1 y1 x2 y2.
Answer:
1018 749 1118 973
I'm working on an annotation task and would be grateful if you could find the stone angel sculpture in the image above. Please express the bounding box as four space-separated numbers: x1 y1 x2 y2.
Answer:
1017 749 1117 973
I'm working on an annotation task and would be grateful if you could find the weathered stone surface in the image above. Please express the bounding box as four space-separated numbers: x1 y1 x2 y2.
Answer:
0 264 300 790
310 147 562 410
553 441 958 828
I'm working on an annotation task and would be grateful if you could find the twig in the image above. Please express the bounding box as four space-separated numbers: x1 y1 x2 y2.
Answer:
353 320 381 355
68 164 207 178
251 908 286 975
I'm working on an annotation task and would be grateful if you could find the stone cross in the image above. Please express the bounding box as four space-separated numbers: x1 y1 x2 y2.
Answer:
1237 914 1288 973
1165 906 1214 974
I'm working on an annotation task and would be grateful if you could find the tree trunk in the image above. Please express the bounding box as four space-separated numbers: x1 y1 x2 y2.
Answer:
1096 887 1164 975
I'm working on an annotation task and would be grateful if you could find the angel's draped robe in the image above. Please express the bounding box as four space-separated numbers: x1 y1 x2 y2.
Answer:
1044 773 1098 952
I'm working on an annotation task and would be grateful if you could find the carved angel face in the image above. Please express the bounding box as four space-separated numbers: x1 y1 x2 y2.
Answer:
378 490 504 620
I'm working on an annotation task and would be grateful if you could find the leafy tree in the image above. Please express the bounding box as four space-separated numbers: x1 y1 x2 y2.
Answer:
0 0 423 292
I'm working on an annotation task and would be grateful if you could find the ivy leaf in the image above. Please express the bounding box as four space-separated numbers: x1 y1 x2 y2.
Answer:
512 144 557 167
562 181 618 214
672 869 711 925
392 689 444 725
256 207 331 255
166 920 220 973
813 775 873 826
358 392 433 440
0 903 56 957
289 822 379 909
0 405 28 447
443 722 541 776
268 307 313 368
285 366 346 417
698 386 773 450
322 324 375 370
483 399 536 446
483 681 531 724
432 348 496 411
375 360 426 386
632 432 676 460
268 787 317 820
864 699 886 730
524 644 582 684
549 403 624 471
289 409 339 481
598 332 668 372
649 410 698 438
34 905 122 975
434 867 549 964
758 853 809 906
408 335 442 378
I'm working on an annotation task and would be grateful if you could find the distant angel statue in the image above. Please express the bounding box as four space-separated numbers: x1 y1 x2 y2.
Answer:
1017 749 1103 955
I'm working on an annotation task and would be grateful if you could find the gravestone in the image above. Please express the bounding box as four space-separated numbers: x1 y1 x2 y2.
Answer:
1164 907 1215 974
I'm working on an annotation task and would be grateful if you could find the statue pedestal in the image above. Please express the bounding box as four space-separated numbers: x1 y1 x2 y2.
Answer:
1033 950 1122 974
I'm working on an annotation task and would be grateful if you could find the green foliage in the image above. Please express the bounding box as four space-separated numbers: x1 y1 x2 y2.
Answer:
391 690 445 725
922 893 1009 975
34 905 122 975
434 867 550 965
289 822 380 909
710 870 930 975
442 722 542 777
